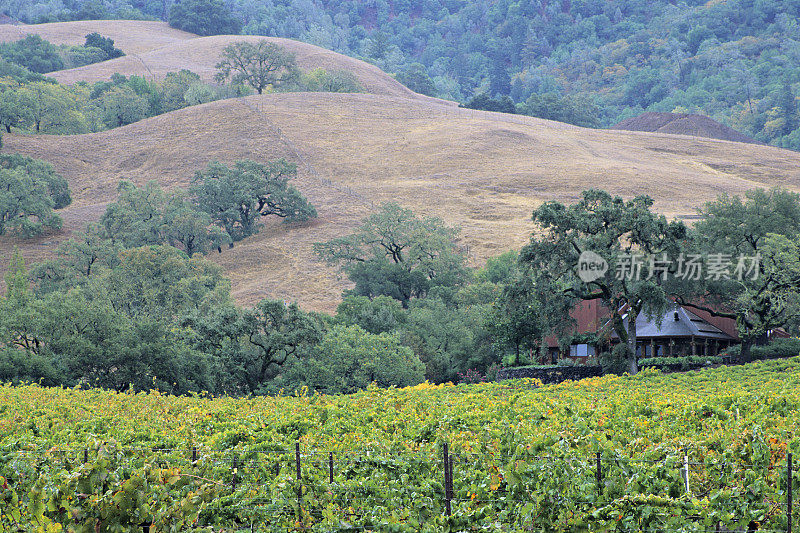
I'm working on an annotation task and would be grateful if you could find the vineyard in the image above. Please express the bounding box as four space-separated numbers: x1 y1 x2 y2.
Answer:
0 358 798 532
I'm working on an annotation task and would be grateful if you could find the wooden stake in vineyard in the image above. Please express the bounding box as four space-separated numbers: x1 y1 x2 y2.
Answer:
296 441 303 519
443 442 452 516
789 453 793 533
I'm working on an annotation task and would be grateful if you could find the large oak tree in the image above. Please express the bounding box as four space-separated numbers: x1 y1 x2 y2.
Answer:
314 202 469 308
215 41 298 94
520 189 687 374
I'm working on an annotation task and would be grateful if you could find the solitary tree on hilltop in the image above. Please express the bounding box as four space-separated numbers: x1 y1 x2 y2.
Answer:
215 41 299 95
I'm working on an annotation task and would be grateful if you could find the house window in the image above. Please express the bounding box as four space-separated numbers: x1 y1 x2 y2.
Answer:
569 344 596 357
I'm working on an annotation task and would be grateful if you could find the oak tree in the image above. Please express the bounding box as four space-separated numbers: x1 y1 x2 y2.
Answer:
215 41 299 94
190 159 316 245
520 189 688 374
314 202 469 307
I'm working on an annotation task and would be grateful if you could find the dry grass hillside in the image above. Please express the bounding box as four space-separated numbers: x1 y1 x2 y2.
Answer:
0 20 195 54
0 20 424 100
3 90 800 311
49 35 424 99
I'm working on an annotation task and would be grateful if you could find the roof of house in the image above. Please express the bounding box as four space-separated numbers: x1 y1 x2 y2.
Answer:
612 305 736 341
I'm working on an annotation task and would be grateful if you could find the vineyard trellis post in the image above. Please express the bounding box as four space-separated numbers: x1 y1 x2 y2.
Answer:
191 446 197 464
682 448 690 494
442 442 452 516
329 451 334 484
232 453 238 490
596 451 602 491
789 452 793 533
448 454 454 509
296 441 302 517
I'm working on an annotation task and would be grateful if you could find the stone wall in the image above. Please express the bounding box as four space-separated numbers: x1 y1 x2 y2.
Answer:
497 365 603 384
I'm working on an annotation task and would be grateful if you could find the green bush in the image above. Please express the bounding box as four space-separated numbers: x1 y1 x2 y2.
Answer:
168 0 242 36
639 356 723 369
0 35 63 73
721 339 800 360
301 324 426 394
599 343 630 375
0 347 60 386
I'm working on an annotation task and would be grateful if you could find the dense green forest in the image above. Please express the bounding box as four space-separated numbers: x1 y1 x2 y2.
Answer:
2 0 799 147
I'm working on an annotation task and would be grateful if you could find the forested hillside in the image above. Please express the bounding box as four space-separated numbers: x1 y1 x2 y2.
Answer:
2 0 799 148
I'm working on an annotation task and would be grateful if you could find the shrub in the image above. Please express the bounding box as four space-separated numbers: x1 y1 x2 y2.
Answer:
639 356 723 369
721 339 800 360
599 343 630 374
303 325 425 394
0 35 63 73
168 0 242 36
0 347 60 386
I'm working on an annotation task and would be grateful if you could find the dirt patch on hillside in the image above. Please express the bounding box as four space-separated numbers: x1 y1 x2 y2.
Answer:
612 112 761 145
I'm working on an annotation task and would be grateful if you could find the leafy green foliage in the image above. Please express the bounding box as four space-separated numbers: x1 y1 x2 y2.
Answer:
683 188 800 360
0 35 62 73
99 180 230 255
297 67 363 93
0 155 70 238
5 1 800 147
168 0 242 36
314 202 468 307
215 41 299 94
598 343 632 375
84 32 124 60
518 92 601 128
1 246 224 393
461 93 516 114
0 359 799 529
190 159 316 244
300 324 425 394
334 294 406 334
0 33 122 75
723 338 800 360
521 189 688 374
29 226 122 294
0 57 52 84
396 63 436 96
0 154 70 208
639 355 723 368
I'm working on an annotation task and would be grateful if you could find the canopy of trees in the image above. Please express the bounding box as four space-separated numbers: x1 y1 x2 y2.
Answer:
676 188 800 361
0 64 362 136
0 33 124 74
10 0 797 147
190 159 316 245
168 0 242 36
3 187 800 395
0 154 71 238
519 190 688 374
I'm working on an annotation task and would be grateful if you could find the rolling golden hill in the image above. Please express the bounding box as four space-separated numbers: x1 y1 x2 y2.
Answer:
1 22 800 311
0 20 427 99
0 20 195 54
3 90 800 312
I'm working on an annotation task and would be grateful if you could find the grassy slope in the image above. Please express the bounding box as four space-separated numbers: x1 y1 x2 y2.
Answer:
1 22 800 311
0 20 195 54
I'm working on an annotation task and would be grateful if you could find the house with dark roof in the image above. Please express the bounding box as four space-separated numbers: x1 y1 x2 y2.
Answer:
545 299 762 364
610 305 737 359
